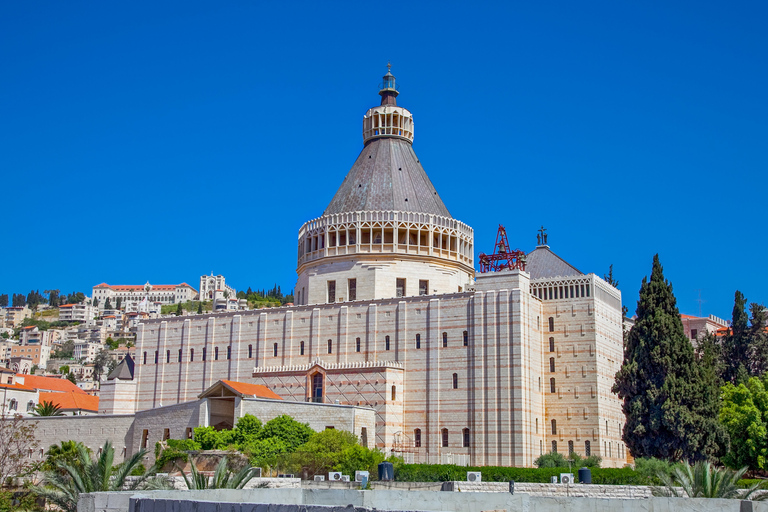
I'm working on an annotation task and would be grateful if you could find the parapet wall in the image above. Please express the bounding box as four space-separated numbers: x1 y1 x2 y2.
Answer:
78 488 768 512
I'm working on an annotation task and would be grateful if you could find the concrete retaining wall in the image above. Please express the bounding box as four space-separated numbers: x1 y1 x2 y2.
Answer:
78 488 768 512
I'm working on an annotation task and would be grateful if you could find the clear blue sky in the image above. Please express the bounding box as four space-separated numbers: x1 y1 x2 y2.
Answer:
2 1 766 320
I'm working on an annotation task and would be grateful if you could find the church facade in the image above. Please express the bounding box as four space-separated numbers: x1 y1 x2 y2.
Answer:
123 68 627 468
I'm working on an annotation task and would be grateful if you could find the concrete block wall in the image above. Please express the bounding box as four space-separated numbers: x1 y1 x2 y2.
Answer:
77 488 768 512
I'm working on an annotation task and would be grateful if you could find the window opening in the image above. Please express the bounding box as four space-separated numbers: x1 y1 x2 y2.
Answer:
453 373 458 389
441 428 449 447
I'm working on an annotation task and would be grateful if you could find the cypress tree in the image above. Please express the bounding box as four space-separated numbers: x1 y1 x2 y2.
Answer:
613 255 725 461
750 304 768 376
723 291 750 383
197 302 203 314
176 302 183 316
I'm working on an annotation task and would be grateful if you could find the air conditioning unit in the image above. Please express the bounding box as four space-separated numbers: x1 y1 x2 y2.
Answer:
253 467 262 478
560 473 574 485
328 472 343 481
341 475 351 482
467 471 482 482
278 474 294 478
355 471 370 482
314 475 326 481
550 476 558 484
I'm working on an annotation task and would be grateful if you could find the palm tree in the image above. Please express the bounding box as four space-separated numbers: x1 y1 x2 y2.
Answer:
31 441 165 512
654 461 766 500
31 401 65 417
178 456 260 490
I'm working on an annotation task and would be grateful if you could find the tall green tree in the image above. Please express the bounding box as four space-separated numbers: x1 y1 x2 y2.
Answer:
749 304 768 376
724 291 750 383
104 297 112 310
0 294 8 307
116 297 122 310
613 254 726 461
176 302 183 316
197 302 203 314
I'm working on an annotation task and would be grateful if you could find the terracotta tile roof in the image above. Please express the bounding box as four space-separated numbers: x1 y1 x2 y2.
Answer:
39 391 99 412
59 304 76 308
22 326 36 330
96 283 197 292
680 314 698 319
20 375 87 394
0 382 35 392
221 380 282 400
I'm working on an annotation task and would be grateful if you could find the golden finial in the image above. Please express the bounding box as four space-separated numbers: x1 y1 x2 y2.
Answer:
387 61 392 73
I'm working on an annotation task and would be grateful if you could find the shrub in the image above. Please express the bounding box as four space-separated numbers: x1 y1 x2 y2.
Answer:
194 426 236 450
534 452 567 468
243 437 288 469
393 464 652 485
257 415 314 452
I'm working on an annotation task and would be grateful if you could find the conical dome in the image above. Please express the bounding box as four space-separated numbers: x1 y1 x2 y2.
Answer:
323 138 451 217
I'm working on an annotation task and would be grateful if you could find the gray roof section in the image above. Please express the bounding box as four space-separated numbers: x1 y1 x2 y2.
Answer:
323 138 451 217
526 246 583 280
107 354 134 381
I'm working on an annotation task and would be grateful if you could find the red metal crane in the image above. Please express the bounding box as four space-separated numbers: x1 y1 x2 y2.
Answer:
478 225 527 273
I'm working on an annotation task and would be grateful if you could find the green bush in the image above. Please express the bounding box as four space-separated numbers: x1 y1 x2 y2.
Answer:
533 452 567 468
0 490 43 512
633 457 679 485
394 464 652 485
282 428 384 478
257 415 314 451
167 439 201 451
193 426 237 450
243 437 288 469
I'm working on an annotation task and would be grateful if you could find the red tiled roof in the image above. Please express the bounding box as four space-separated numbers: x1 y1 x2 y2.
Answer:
59 304 76 308
22 326 36 330
39 391 99 412
221 380 282 400
95 283 197 292
0 382 35 392
20 375 87 394
680 314 698 319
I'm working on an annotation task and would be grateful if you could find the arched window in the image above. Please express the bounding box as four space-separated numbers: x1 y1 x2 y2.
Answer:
416 333 421 349
9 399 17 411
190 349 194 362
550 378 556 393
551 419 557 435
143 351 147 364
355 338 361 352
227 346 231 360
273 343 278 357
414 429 422 448
548 317 554 332
552 441 558 453
214 347 219 360
391 385 396 401
452 373 458 389
26 401 35 412
248 344 253 358
549 337 555 352
441 428 449 447
568 440 574 455
463 331 468 346
327 339 333 354
442 332 448 348
202 348 206 361
550 357 555 372
385 335 390 351
300 341 305 355
585 440 591 456
166 350 170 363
463 428 470 447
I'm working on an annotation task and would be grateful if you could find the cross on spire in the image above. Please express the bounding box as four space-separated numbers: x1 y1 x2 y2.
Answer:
537 226 548 246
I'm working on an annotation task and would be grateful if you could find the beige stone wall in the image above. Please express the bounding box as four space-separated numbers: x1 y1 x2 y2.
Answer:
99 379 138 415
23 415 137 464
131 268 624 468
533 274 626 468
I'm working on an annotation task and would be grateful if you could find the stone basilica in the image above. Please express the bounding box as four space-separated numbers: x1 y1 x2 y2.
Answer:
117 68 627 468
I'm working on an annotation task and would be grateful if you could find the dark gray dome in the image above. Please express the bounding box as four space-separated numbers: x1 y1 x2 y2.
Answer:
323 138 451 218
